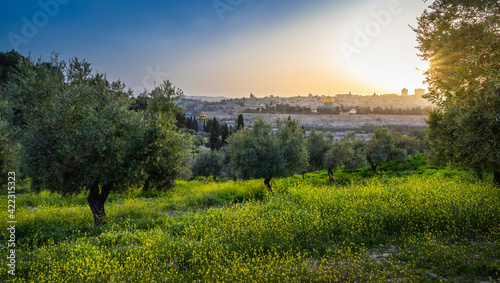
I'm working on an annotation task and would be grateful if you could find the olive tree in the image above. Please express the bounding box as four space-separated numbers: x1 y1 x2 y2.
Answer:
341 133 367 170
226 118 308 190
275 117 309 178
192 149 224 181
4 56 188 225
323 133 367 183
0 120 20 185
413 0 500 184
306 129 332 172
366 128 424 173
139 81 191 192
366 128 396 172
324 140 354 183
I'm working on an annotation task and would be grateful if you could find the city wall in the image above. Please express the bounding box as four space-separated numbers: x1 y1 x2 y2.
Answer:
204 112 427 122
202 112 428 129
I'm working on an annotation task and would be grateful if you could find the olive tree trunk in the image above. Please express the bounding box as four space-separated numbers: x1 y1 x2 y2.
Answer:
327 168 334 184
367 156 378 173
264 177 272 192
87 180 112 226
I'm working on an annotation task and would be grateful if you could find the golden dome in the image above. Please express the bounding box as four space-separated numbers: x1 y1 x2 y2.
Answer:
324 97 334 103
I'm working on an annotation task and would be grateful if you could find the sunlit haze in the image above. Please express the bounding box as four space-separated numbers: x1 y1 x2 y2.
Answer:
0 0 431 97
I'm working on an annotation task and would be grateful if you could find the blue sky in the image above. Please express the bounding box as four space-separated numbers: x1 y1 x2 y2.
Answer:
0 0 431 97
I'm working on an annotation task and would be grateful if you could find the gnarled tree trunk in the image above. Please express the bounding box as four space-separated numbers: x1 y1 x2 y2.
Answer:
367 156 378 173
87 180 112 226
327 168 334 184
264 177 272 192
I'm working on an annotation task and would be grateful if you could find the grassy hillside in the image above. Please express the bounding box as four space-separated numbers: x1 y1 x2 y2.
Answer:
1 172 499 282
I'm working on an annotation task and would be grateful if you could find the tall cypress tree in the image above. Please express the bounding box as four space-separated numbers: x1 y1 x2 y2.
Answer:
221 124 229 146
193 117 199 132
236 114 244 131
186 117 192 130
209 118 221 151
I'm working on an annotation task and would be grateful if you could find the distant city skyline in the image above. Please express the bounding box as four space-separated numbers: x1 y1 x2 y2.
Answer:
0 0 430 98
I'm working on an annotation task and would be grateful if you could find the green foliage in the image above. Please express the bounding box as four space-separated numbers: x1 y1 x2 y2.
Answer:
366 128 423 173
324 139 353 181
171 179 266 207
2 55 190 224
306 131 368 182
1 174 498 282
226 118 308 189
306 129 331 171
208 117 221 150
146 80 184 118
139 81 191 191
413 0 500 182
366 128 395 172
342 133 368 170
129 82 187 130
0 120 20 184
4 57 189 194
4 57 137 194
191 134 205 147
202 117 230 150
236 114 244 130
0 50 24 85
226 118 283 188
192 150 225 181
128 91 149 112
276 117 309 176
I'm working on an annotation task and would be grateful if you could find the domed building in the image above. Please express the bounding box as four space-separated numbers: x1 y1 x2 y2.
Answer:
198 112 207 121
324 97 335 108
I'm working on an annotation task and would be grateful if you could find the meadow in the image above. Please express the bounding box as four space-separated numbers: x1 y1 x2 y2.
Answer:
1 168 499 282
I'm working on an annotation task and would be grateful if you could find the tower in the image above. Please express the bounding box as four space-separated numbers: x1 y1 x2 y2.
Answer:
415 89 425 96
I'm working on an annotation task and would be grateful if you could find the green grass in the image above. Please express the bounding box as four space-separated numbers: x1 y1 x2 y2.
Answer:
1 171 499 282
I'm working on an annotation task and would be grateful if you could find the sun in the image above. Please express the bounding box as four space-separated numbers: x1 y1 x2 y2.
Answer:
416 59 431 73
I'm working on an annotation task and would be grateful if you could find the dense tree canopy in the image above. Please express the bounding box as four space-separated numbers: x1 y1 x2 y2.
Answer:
0 50 23 86
138 81 192 192
341 133 368 170
0 119 20 186
226 118 308 190
413 0 500 183
2 55 189 224
306 129 332 172
306 131 368 181
192 150 224 181
275 118 309 177
366 128 422 172
324 139 354 183
366 128 395 172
